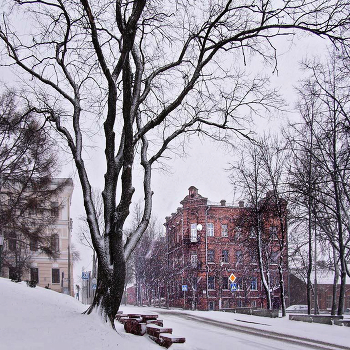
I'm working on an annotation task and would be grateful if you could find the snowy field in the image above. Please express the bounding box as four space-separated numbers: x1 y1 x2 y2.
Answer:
0 277 349 350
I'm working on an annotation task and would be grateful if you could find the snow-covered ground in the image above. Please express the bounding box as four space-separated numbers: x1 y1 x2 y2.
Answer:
1 277 349 350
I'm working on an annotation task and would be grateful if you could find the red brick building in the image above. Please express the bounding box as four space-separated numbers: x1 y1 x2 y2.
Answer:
164 186 288 311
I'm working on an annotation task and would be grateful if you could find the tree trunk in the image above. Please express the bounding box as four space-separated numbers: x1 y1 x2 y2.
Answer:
85 239 126 328
257 226 272 310
278 261 286 316
331 245 339 315
307 205 313 315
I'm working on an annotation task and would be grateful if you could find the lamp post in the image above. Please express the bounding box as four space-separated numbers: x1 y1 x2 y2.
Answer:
0 234 4 277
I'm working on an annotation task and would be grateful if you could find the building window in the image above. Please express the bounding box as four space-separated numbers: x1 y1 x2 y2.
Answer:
190 252 198 268
50 234 59 252
271 251 279 264
250 277 257 291
251 300 257 308
221 224 228 237
221 250 229 263
190 224 197 242
207 249 215 263
236 250 242 264
326 295 332 309
8 232 17 251
208 301 215 310
235 226 242 241
191 276 197 290
222 276 229 290
269 225 278 239
30 238 38 252
208 276 215 290
51 202 59 217
236 299 242 307
236 277 243 290
30 268 39 283
222 299 229 308
207 223 214 237
52 268 60 284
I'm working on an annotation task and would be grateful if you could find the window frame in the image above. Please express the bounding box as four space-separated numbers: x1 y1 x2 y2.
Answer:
208 276 215 290
50 201 59 218
221 249 229 263
222 276 229 290
206 223 214 237
190 223 197 242
221 224 228 237
207 249 215 263
52 268 60 284
30 267 39 283
250 277 258 291
30 238 38 252
190 252 198 268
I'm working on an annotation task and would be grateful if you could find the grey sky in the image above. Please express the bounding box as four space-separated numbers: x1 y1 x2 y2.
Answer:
0 20 329 285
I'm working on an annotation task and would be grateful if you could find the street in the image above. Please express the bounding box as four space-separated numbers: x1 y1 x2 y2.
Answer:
155 310 349 350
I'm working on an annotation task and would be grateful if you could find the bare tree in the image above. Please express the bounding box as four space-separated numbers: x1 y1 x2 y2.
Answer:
230 143 274 310
287 50 350 315
1 0 349 325
258 136 289 316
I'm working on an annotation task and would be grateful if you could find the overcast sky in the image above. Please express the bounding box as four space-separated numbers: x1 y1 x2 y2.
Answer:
0 22 330 285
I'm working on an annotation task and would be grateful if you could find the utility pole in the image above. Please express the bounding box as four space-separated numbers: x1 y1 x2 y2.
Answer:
68 218 73 296
314 223 318 315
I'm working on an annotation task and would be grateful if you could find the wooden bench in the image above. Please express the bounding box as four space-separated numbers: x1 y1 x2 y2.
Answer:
158 334 186 349
334 319 350 327
146 324 172 338
124 318 147 336
118 311 186 347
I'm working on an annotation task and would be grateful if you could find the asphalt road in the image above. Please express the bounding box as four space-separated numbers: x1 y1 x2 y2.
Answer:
155 310 350 350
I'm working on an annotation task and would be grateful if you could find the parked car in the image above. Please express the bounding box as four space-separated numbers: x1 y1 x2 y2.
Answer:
286 305 308 313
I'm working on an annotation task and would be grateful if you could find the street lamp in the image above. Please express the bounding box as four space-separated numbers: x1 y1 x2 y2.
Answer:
0 234 4 277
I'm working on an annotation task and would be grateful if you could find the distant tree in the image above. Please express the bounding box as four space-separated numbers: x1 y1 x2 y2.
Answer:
231 136 289 313
287 50 350 315
231 142 273 310
0 90 67 280
258 136 289 316
1 0 349 325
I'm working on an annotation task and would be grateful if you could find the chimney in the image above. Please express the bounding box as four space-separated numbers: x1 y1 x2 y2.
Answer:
220 200 226 206
238 200 244 208
188 186 198 198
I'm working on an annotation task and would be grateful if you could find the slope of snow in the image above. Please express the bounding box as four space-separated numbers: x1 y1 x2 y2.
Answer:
1 277 349 350
0 278 159 350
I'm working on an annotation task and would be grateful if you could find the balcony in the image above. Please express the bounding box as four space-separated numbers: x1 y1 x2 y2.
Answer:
183 237 201 245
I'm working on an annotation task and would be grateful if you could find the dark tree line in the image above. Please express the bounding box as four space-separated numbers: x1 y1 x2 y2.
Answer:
0 90 67 280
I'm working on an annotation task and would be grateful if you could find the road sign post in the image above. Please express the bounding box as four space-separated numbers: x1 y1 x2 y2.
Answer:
182 285 188 309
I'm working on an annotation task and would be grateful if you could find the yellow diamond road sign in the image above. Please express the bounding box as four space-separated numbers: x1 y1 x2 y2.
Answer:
229 273 236 283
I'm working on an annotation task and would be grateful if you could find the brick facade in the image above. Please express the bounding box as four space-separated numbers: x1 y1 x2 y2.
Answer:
164 186 288 311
